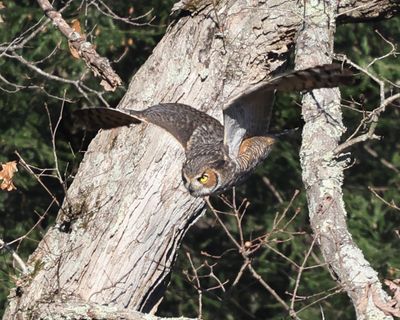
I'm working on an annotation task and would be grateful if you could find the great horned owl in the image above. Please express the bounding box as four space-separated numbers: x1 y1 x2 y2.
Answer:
76 64 352 197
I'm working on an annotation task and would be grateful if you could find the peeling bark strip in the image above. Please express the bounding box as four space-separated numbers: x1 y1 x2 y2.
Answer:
36 0 122 91
295 1 392 319
3 1 399 319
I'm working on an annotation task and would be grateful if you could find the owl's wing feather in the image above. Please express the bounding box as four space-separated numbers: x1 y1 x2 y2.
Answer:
223 63 353 158
223 90 275 159
75 103 224 150
130 103 223 149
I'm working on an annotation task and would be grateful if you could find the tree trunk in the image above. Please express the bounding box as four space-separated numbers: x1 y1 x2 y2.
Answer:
4 0 399 319
296 2 394 319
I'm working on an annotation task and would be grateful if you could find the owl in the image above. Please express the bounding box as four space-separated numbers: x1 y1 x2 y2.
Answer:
76 64 353 197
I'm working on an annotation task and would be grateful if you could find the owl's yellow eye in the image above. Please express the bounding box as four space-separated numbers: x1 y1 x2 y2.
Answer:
198 174 209 184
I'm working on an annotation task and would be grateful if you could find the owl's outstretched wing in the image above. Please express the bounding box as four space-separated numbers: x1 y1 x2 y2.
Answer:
223 63 353 158
74 103 223 150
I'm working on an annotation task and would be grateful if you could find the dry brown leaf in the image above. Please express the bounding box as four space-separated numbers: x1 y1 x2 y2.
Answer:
372 284 400 317
69 44 80 59
385 279 400 307
70 19 81 34
68 19 83 59
100 79 115 92
0 161 18 191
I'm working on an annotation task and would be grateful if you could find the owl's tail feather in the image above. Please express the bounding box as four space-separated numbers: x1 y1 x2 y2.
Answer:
73 107 142 131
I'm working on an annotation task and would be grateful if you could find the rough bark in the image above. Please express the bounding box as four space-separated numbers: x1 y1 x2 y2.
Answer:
296 1 393 319
3 0 399 319
29 300 195 320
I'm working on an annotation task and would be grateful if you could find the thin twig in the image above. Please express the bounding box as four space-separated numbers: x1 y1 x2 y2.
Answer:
334 93 400 154
7 199 56 247
186 252 203 319
0 239 29 275
247 263 293 314
262 176 284 203
369 187 400 212
88 0 155 26
205 198 241 250
366 30 398 68
289 235 319 316
15 151 61 208
206 196 300 316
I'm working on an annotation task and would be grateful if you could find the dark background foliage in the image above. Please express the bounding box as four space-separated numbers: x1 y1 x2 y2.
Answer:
0 1 398 319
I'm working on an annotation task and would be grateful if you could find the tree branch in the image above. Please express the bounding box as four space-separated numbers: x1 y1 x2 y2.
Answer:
36 0 122 91
29 299 197 320
0 239 29 275
334 92 400 154
295 1 393 319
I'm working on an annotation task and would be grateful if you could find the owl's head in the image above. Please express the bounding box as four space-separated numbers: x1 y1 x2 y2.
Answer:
181 158 228 197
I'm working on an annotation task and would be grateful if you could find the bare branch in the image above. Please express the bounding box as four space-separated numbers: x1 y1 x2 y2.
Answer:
0 239 29 275
186 252 203 319
369 187 400 212
15 151 61 208
205 197 241 250
364 145 399 174
6 199 56 248
334 93 400 154
366 30 398 69
36 0 122 91
331 40 399 155
205 195 299 316
262 176 284 204
87 0 156 26
0 0 74 53
5 51 94 103
247 263 293 314
289 235 318 317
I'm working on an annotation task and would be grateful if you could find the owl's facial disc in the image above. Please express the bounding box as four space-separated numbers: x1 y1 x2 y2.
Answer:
182 168 219 197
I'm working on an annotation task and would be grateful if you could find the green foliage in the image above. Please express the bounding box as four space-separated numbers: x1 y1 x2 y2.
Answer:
0 1 399 319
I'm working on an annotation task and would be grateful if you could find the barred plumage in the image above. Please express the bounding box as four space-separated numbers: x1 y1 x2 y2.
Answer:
75 64 353 197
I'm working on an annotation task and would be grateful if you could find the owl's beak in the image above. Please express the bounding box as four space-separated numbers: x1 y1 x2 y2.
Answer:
187 184 195 194
182 178 196 195
186 182 201 197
